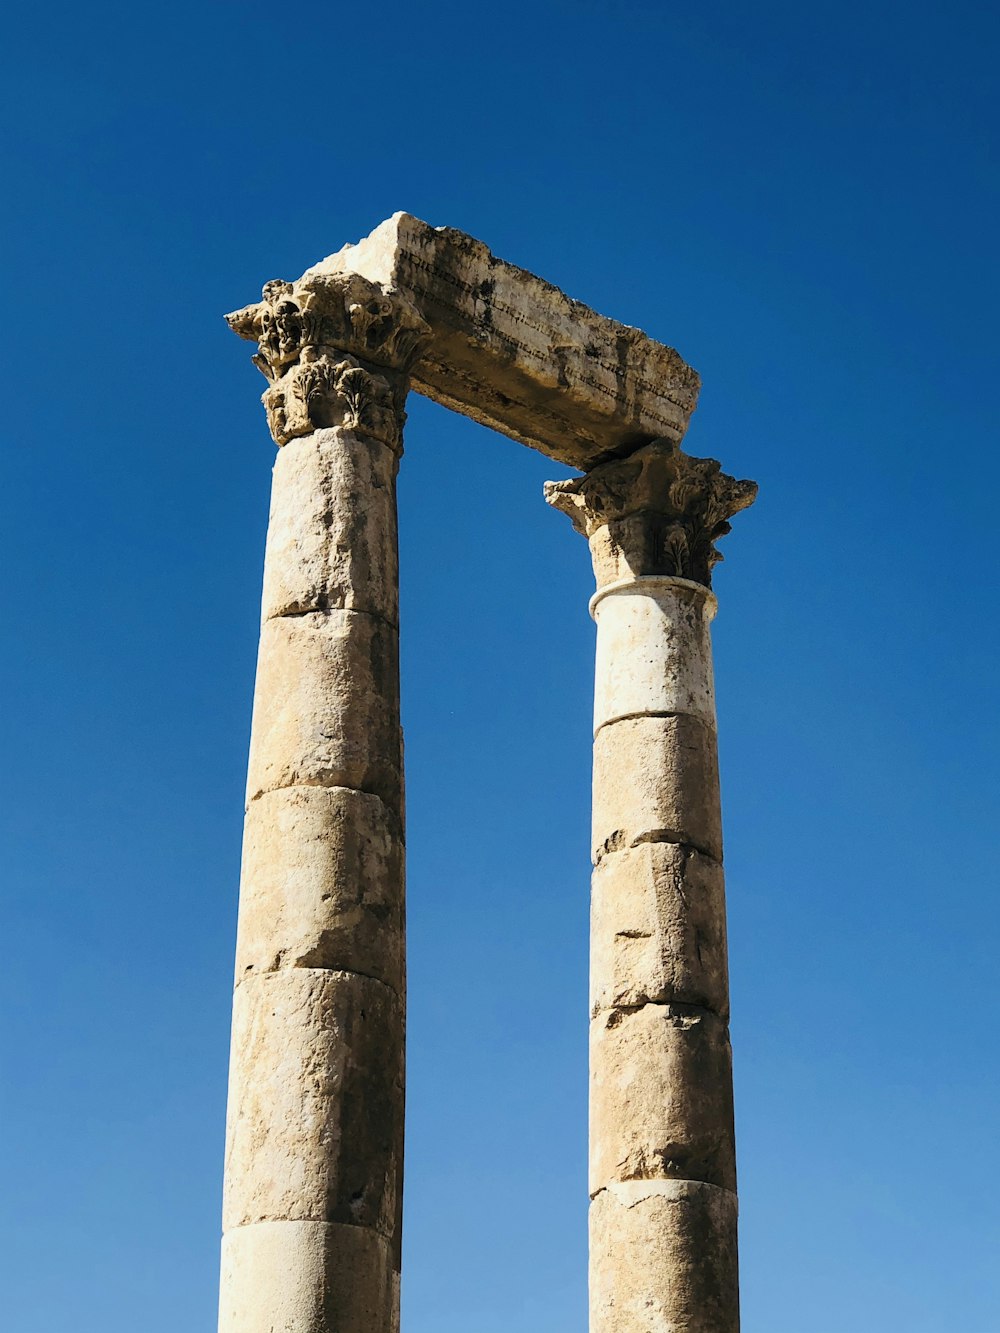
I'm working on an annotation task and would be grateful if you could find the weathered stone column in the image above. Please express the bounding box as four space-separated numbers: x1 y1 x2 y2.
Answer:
546 440 756 1333
220 272 429 1333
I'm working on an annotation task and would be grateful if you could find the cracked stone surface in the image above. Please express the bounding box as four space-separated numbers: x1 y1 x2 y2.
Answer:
245 610 402 814
235 786 404 995
219 1221 399 1333
590 1002 737 1197
308 213 701 468
261 428 401 627
590 1182 739 1333
590 841 729 1020
591 713 724 866
223 969 403 1237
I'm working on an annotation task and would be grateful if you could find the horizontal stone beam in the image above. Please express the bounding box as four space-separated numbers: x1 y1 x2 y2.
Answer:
304 213 700 470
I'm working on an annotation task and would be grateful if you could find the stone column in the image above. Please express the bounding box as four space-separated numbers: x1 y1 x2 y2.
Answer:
220 272 429 1333
546 440 756 1333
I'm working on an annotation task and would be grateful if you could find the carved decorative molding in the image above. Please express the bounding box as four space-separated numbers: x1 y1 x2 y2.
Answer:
258 354 399 449
545 439 757 588
226 272 430 446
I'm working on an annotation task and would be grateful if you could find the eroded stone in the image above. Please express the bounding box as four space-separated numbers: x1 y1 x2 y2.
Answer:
223 969 403 1236
592 579 717 735
235 786 404 994
591 841 729 1020
245 610 401 813
592 714 723 864
226 271 427 448
590 1180 739 1333
590 1003 736 1196
219 1220 398 1333
262 429 400 625
308 214 701 468
545 439 757 589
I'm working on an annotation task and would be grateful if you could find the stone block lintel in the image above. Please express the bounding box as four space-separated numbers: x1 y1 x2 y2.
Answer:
305 213 701 470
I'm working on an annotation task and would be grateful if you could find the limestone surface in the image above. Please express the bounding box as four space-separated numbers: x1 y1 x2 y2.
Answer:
591 713 723 865
227 273 428 448
590 1003 737 1196
547 443 753 1333
223 969 403 1235
590 1181 739 1333
307 213 701 468
219 1220 398 1333
236 786 404 994
545 438 757 589
223 272 412 1333
590 841 729 1020
591 578 718 735
261 429 401 626
245 610 402 813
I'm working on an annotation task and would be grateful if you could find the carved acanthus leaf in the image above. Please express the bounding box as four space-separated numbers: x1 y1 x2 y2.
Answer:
544 439 756 588
261 355 398 448
226 269 430 445
227 271 430 382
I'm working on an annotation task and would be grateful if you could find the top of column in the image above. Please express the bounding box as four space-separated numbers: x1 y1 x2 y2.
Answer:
545 439 757 590
227 271 431 447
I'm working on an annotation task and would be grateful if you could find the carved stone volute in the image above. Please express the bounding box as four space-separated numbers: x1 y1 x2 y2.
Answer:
545 439 757 588
226 271 430 447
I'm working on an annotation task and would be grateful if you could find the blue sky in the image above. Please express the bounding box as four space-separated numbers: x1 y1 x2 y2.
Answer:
2 2 998 1329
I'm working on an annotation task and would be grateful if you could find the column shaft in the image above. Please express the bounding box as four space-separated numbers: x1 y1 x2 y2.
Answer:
589 578 737 1333
219 423 405 1333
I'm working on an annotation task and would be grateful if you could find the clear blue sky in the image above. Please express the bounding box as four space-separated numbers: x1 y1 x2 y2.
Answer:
2 2 998 1329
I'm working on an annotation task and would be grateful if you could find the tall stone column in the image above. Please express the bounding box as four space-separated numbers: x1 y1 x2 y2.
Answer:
221 271 429 1333
546 440 756 1333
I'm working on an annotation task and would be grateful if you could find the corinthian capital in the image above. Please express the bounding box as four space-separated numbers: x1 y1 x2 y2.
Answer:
226 271 430 447
545 439 756 588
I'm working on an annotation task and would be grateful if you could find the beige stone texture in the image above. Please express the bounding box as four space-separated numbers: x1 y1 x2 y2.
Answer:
219 1220 398 1333
545 440 757 590
223 969 403 1238
245 609 401 813
592 714 723 865
590 1003 736 1196
308 214 700 468
591 842 729 1020
226 272 426 448
235 785 404 994
261 428 401 626
592 579 717 736
590 1180 739 1333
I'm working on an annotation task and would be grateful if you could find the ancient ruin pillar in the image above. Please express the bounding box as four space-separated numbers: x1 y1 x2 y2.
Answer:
546 440 756 1333
220 272 429 1333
